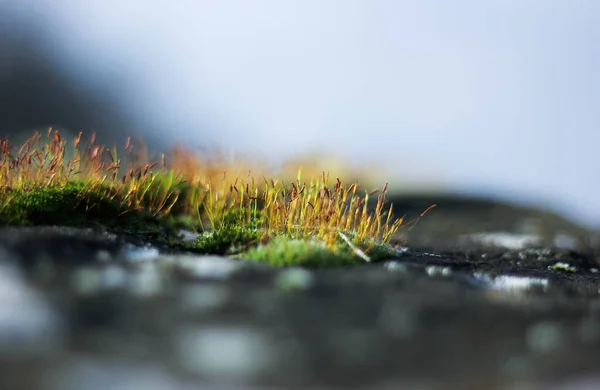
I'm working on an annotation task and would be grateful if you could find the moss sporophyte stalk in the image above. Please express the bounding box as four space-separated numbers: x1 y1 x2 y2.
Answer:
0 129 420 267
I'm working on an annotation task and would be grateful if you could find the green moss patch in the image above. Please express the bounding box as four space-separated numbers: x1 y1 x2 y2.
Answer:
1 181 120 226
243 237 359 267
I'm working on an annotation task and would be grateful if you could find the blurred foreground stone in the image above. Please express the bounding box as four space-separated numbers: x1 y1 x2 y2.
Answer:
1 196 600 390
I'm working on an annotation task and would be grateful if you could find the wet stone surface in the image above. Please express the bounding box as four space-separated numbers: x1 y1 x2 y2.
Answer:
2 196 600 390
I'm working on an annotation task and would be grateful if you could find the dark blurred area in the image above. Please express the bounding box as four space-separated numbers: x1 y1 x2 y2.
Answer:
0 4 158 150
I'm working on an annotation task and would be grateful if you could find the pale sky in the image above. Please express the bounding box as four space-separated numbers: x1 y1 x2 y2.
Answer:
2 0 600 226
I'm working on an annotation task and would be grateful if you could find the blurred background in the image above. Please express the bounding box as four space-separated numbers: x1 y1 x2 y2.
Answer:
1 0 598 227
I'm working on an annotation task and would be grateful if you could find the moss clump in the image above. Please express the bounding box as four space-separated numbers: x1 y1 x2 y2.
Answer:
550 262 577 273
0 180 184 240
240 235 397 268
195 208 261 255
196 227 259 255
243 237 360 267
0 181 121 226
0 129 424 268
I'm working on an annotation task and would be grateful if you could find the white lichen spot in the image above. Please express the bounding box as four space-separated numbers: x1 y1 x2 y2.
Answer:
464 232 542 249
275 268 314 291
101 265 128 290
172 255 241 280
128 263 162 297
121 246 160 263
383 261 408 273
426 266 452 277
177 326 273 380
472 272 548 293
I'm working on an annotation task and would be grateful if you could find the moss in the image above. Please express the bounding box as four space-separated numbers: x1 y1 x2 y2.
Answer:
2 182 110 226
241 237 360 268
0 181 401 268
365 243 398 262
221 208 263 230
239 233 400 268
0 181 178 235
550 262 577 273
1 130 411 268
195 226 259 255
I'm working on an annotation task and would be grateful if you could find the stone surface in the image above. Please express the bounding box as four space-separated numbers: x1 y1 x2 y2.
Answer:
1 195 600 389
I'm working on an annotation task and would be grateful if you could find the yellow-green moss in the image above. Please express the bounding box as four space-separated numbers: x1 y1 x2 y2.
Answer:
0 130 412 268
